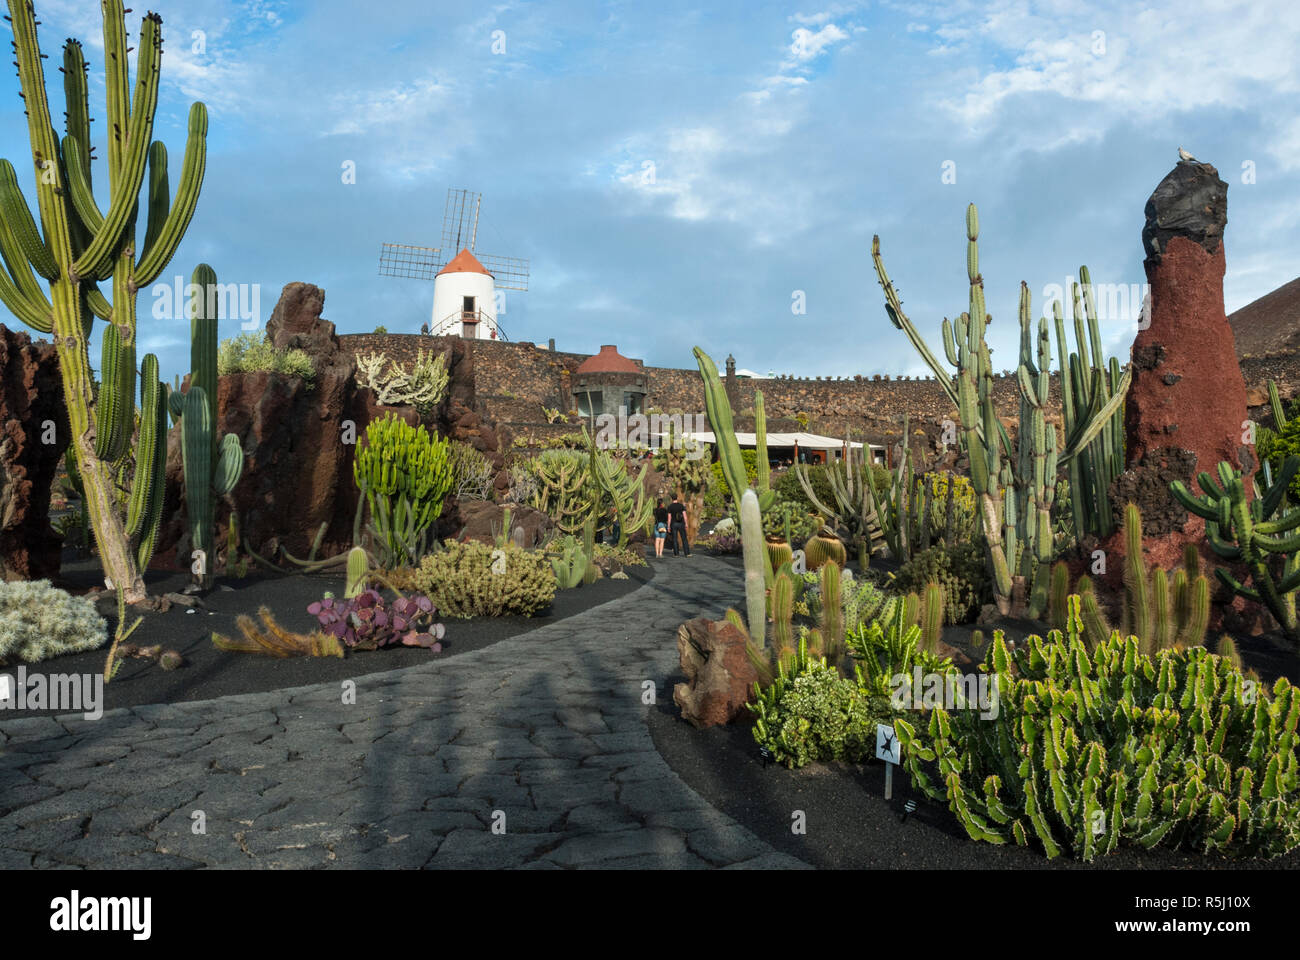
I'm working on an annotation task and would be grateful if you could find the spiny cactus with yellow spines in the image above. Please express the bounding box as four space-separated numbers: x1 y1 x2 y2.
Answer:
0 1 209 601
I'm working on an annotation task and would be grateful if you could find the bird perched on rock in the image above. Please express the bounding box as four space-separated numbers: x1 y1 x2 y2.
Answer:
1178 146 1198 162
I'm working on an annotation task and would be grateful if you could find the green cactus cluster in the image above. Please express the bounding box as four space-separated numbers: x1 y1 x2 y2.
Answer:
0 1 210 602
872 205 1128 618
1172 456 1300 645
760 498 820 547
549 516 597 589
585 427 653 548
353 413 454 568
528 448 596 536
895 595 1300 860
893 542 990 625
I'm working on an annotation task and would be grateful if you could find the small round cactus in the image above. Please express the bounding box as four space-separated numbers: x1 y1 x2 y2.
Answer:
159 649 184 671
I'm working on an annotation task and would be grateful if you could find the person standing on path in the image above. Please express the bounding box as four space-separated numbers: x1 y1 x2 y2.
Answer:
653 498 669 558
667 493 691 557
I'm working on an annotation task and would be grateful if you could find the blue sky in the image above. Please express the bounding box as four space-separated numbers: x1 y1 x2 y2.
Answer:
2 0 1298 384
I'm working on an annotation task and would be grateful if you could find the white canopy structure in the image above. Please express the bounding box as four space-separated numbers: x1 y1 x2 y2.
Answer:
652 430 886 461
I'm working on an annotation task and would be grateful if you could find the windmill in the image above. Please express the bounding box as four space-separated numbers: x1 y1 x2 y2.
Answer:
378 188 530 340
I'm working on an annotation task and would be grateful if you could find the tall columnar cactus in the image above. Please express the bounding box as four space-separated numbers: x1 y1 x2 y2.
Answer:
740 489 767 648
1269 380 1288 431
693 347 775 512
174 265 244 588
1171 456 1300 645
1054 268 1127 541
1071 505 1210 652
0 1 206 601
873 205 1128 616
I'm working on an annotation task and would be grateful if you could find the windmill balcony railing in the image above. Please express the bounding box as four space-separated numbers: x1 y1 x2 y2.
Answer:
433 310 509 340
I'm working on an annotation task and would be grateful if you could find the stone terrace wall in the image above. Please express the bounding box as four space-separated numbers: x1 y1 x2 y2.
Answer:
335 334 1070 444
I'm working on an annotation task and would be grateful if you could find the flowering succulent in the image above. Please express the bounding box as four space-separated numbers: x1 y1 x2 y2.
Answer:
307 589 445 651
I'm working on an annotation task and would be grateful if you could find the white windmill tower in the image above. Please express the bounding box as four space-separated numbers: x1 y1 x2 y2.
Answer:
378 189 530 340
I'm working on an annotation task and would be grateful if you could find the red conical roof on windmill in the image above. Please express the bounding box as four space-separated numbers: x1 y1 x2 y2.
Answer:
438 248 494 278
576 345 640 374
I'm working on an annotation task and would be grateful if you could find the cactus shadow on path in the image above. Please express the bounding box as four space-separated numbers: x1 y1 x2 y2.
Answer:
0 555 805 869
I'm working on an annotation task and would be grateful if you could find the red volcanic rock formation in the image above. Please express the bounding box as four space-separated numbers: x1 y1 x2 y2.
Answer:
0 326 67 580
1098 159 1258 627
156 285 512 567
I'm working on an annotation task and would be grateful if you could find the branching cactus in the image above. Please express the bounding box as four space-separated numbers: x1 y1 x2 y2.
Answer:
0 1 206 601
872 205 1128 617
896 595 1300 860
792 431 882 568
1171 456 1300 644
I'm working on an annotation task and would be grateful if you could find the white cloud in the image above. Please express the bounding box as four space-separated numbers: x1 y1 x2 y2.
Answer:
787 24 850 65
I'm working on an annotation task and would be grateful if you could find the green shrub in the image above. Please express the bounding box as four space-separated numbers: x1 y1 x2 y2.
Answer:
750 658 876 768
414 541 556 618
776 463 834 514
893 542 989 624
0 580 107 664
710 450 758 501
217 332 316 385
897 602 1300 861
1257 419 1300 503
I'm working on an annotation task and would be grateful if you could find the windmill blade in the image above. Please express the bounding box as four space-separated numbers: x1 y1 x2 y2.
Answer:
378 243 445 281
441 188 481 256
477 253 530 292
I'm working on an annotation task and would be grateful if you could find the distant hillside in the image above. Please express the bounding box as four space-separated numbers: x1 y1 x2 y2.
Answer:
1229 276 1300 358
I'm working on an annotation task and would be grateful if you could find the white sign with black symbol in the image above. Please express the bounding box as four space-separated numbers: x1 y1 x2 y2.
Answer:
0 674 9 703
876 724 900 763
876 723 900 800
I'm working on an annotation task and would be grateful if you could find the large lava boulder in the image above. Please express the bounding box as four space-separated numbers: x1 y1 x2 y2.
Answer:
673 617 758 728
0 326 67 581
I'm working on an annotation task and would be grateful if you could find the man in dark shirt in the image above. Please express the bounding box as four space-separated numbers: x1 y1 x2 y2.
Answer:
667 494 690 557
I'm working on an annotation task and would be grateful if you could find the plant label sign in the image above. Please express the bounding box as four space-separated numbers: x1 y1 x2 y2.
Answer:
0 674 9 703
876 724 900 764
876 723 900 800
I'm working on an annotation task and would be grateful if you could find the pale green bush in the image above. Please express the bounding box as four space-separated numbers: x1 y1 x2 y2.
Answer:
217 332 316 386
0 580 107 664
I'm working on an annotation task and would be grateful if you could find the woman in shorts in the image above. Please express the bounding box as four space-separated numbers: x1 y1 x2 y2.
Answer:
653 498 669 557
